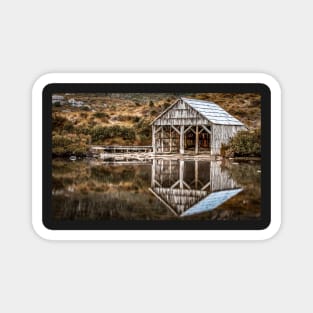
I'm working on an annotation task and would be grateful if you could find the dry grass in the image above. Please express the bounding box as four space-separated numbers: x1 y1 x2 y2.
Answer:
52 93 261 150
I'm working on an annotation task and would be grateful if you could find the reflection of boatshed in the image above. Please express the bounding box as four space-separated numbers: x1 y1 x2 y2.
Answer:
151 97 247 155
149 159 242 217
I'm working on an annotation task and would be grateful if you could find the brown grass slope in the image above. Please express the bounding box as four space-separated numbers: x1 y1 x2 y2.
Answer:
52 93 261 154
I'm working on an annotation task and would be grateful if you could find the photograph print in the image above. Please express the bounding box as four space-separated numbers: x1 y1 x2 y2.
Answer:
50 90 263 227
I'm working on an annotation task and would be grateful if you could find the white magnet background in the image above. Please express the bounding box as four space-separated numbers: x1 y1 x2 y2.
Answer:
0 0 311 312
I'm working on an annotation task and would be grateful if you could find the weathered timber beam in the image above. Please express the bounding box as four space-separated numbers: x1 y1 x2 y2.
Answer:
152 125 156 153
201 125 211 134
182 181 191 190
201 181 211 191
169 127 172 153
184 125 193 133
155 126 162 134
170 180 180 189
180 126 184 154
161 126 164 153
195 159 198 189
154 180 161 187
195 125 199 154
189 127 196 135
171 125 180 134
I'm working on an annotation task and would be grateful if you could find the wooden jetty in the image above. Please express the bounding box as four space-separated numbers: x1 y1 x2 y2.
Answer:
90 145 153 162
90 145 222 163
91 145 152 154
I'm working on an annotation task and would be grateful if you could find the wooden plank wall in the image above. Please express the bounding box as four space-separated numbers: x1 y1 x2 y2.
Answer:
211 124 246 155
153 100 209 126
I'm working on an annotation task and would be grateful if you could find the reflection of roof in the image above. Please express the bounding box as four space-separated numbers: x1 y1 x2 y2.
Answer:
181 188 243 217
181 97 244 126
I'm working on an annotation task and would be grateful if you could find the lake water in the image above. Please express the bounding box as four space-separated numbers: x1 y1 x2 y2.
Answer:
52 158 261 221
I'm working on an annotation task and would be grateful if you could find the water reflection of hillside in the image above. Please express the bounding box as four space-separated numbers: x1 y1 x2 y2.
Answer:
52 159 261 221
52 160 171 220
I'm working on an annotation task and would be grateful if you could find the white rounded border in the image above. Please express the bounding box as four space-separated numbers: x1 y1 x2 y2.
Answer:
32 73 281 241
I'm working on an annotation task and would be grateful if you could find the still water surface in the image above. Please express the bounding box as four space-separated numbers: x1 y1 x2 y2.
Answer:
52 158 261 221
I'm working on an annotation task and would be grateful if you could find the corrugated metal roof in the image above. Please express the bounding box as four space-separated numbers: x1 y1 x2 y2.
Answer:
180 188 243 217
181 97 244 126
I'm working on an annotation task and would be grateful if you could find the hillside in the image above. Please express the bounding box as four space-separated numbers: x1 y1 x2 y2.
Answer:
52 93 261 156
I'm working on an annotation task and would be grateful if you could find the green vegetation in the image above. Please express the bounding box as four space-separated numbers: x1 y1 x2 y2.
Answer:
93 112 109 119
150 109 158 116
221 129 261 157
135 119 151 144
52 134 90 157
162 102 171 109
90 125 136 143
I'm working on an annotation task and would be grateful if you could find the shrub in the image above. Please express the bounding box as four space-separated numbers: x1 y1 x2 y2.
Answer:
112 115 140 123
150 109 158 116
52 114 67 130
75 126 91 135
90 125 136 143
52 134 90 157
222 129 261 157
250 99 261 107
52 134 72 147
133 116 141 123
63 120 74 132
52 115 77 133
163 102 171 110
119 126 136 140
135 119 151 142
93 112 109 119
115 115 133 122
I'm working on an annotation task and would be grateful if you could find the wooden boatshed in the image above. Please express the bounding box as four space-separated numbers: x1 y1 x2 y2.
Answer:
151 97 247 155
